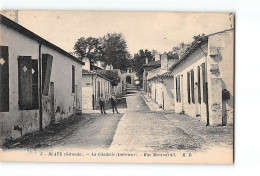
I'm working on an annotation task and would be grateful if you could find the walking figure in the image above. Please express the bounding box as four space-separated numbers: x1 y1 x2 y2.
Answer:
110 94 120 114
98 93 106 114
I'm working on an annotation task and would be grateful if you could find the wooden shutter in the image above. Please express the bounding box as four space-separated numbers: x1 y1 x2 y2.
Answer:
191 69 195 104
18 56 32 110
187 72 190 104
197 66 201 104
201 63 206 103
32 59 39 109
72 65 75 93
178 75 181 102
175 77 178 102
0 46 9 112
42 54 53 96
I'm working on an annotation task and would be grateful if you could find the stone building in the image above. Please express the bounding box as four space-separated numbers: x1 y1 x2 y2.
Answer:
0 14 84 144
142 57 161 92
169 29 234 126
82 69 111 111
81 58 126 111
144 53 176 110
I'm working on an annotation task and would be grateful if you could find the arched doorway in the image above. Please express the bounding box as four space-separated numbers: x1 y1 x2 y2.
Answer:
126 75 131 84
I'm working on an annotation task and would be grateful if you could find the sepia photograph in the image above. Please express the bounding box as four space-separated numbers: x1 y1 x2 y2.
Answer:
0 10 234 164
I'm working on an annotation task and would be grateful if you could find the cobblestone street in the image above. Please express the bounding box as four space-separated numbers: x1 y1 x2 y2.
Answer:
3 84 233 153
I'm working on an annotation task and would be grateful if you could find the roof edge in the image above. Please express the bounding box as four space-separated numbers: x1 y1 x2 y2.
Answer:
169 28 234 71
0 14 84 65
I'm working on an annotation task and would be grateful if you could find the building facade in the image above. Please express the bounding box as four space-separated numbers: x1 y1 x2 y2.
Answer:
144 53 175 110
169 29 234 126
0 15 83 144
82 69 111 111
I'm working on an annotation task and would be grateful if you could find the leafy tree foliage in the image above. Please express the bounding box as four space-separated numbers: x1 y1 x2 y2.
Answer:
99 33 130 70
130 49 154 75
73 37 103 64
74 33 130 70
171 42 191 57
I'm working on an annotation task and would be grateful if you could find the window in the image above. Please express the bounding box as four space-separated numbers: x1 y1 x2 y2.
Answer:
191 69 195 104
175 76 178 102
97 81 100 98
175 75 181 102
72 65 75 93
18 56 39 110
0 46 9 112
197 66 201 104
187 72 190 104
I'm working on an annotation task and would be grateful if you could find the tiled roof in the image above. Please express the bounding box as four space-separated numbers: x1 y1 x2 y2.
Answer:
159 71 174 78
82 69 95 75
147 71 173 81
90 65 103 70
82 69 112 81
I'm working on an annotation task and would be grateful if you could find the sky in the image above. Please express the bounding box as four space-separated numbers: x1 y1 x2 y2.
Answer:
9 11 232 56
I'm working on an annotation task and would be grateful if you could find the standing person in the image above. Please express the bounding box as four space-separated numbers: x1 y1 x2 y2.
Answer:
110 94 120 114
98 93 106 114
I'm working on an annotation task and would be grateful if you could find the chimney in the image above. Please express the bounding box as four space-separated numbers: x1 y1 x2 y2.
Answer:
155 53 161 61
161 53 168 70
97 61 102 68
145 57 149 64
106 64 113 70
82 58 90 70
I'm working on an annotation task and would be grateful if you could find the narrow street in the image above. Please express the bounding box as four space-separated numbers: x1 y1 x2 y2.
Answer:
110 84 233 152
3 84 233 152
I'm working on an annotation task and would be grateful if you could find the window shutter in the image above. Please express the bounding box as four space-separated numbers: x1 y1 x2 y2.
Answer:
191 69 195 104
187 72 190 104
18 56 33 110
72 65 75 93
197 66 201 104
201 63 206 103
178 75 181 102
32 59 39 109
175 77 178 102
42 54 53 96
0 46 9 112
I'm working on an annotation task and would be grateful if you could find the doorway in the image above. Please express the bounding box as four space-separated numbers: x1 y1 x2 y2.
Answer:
126 76 131 84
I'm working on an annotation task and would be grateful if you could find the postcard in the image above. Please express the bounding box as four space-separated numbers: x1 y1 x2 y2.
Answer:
0 11 234 164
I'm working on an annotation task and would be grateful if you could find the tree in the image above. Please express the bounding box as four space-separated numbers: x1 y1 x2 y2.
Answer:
131 49 154 75
100 33 130 70
171 42 191 57
73 37 103 64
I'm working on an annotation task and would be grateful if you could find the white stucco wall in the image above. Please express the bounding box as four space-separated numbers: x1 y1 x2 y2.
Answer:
171 30 234 126
171 43 208 124
162 77 175 110
0 23 82 144
207 30 234 125
82 74 111 111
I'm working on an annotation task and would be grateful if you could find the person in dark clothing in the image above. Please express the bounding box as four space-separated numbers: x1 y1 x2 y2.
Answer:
98 93 106 114
110 94 120 114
